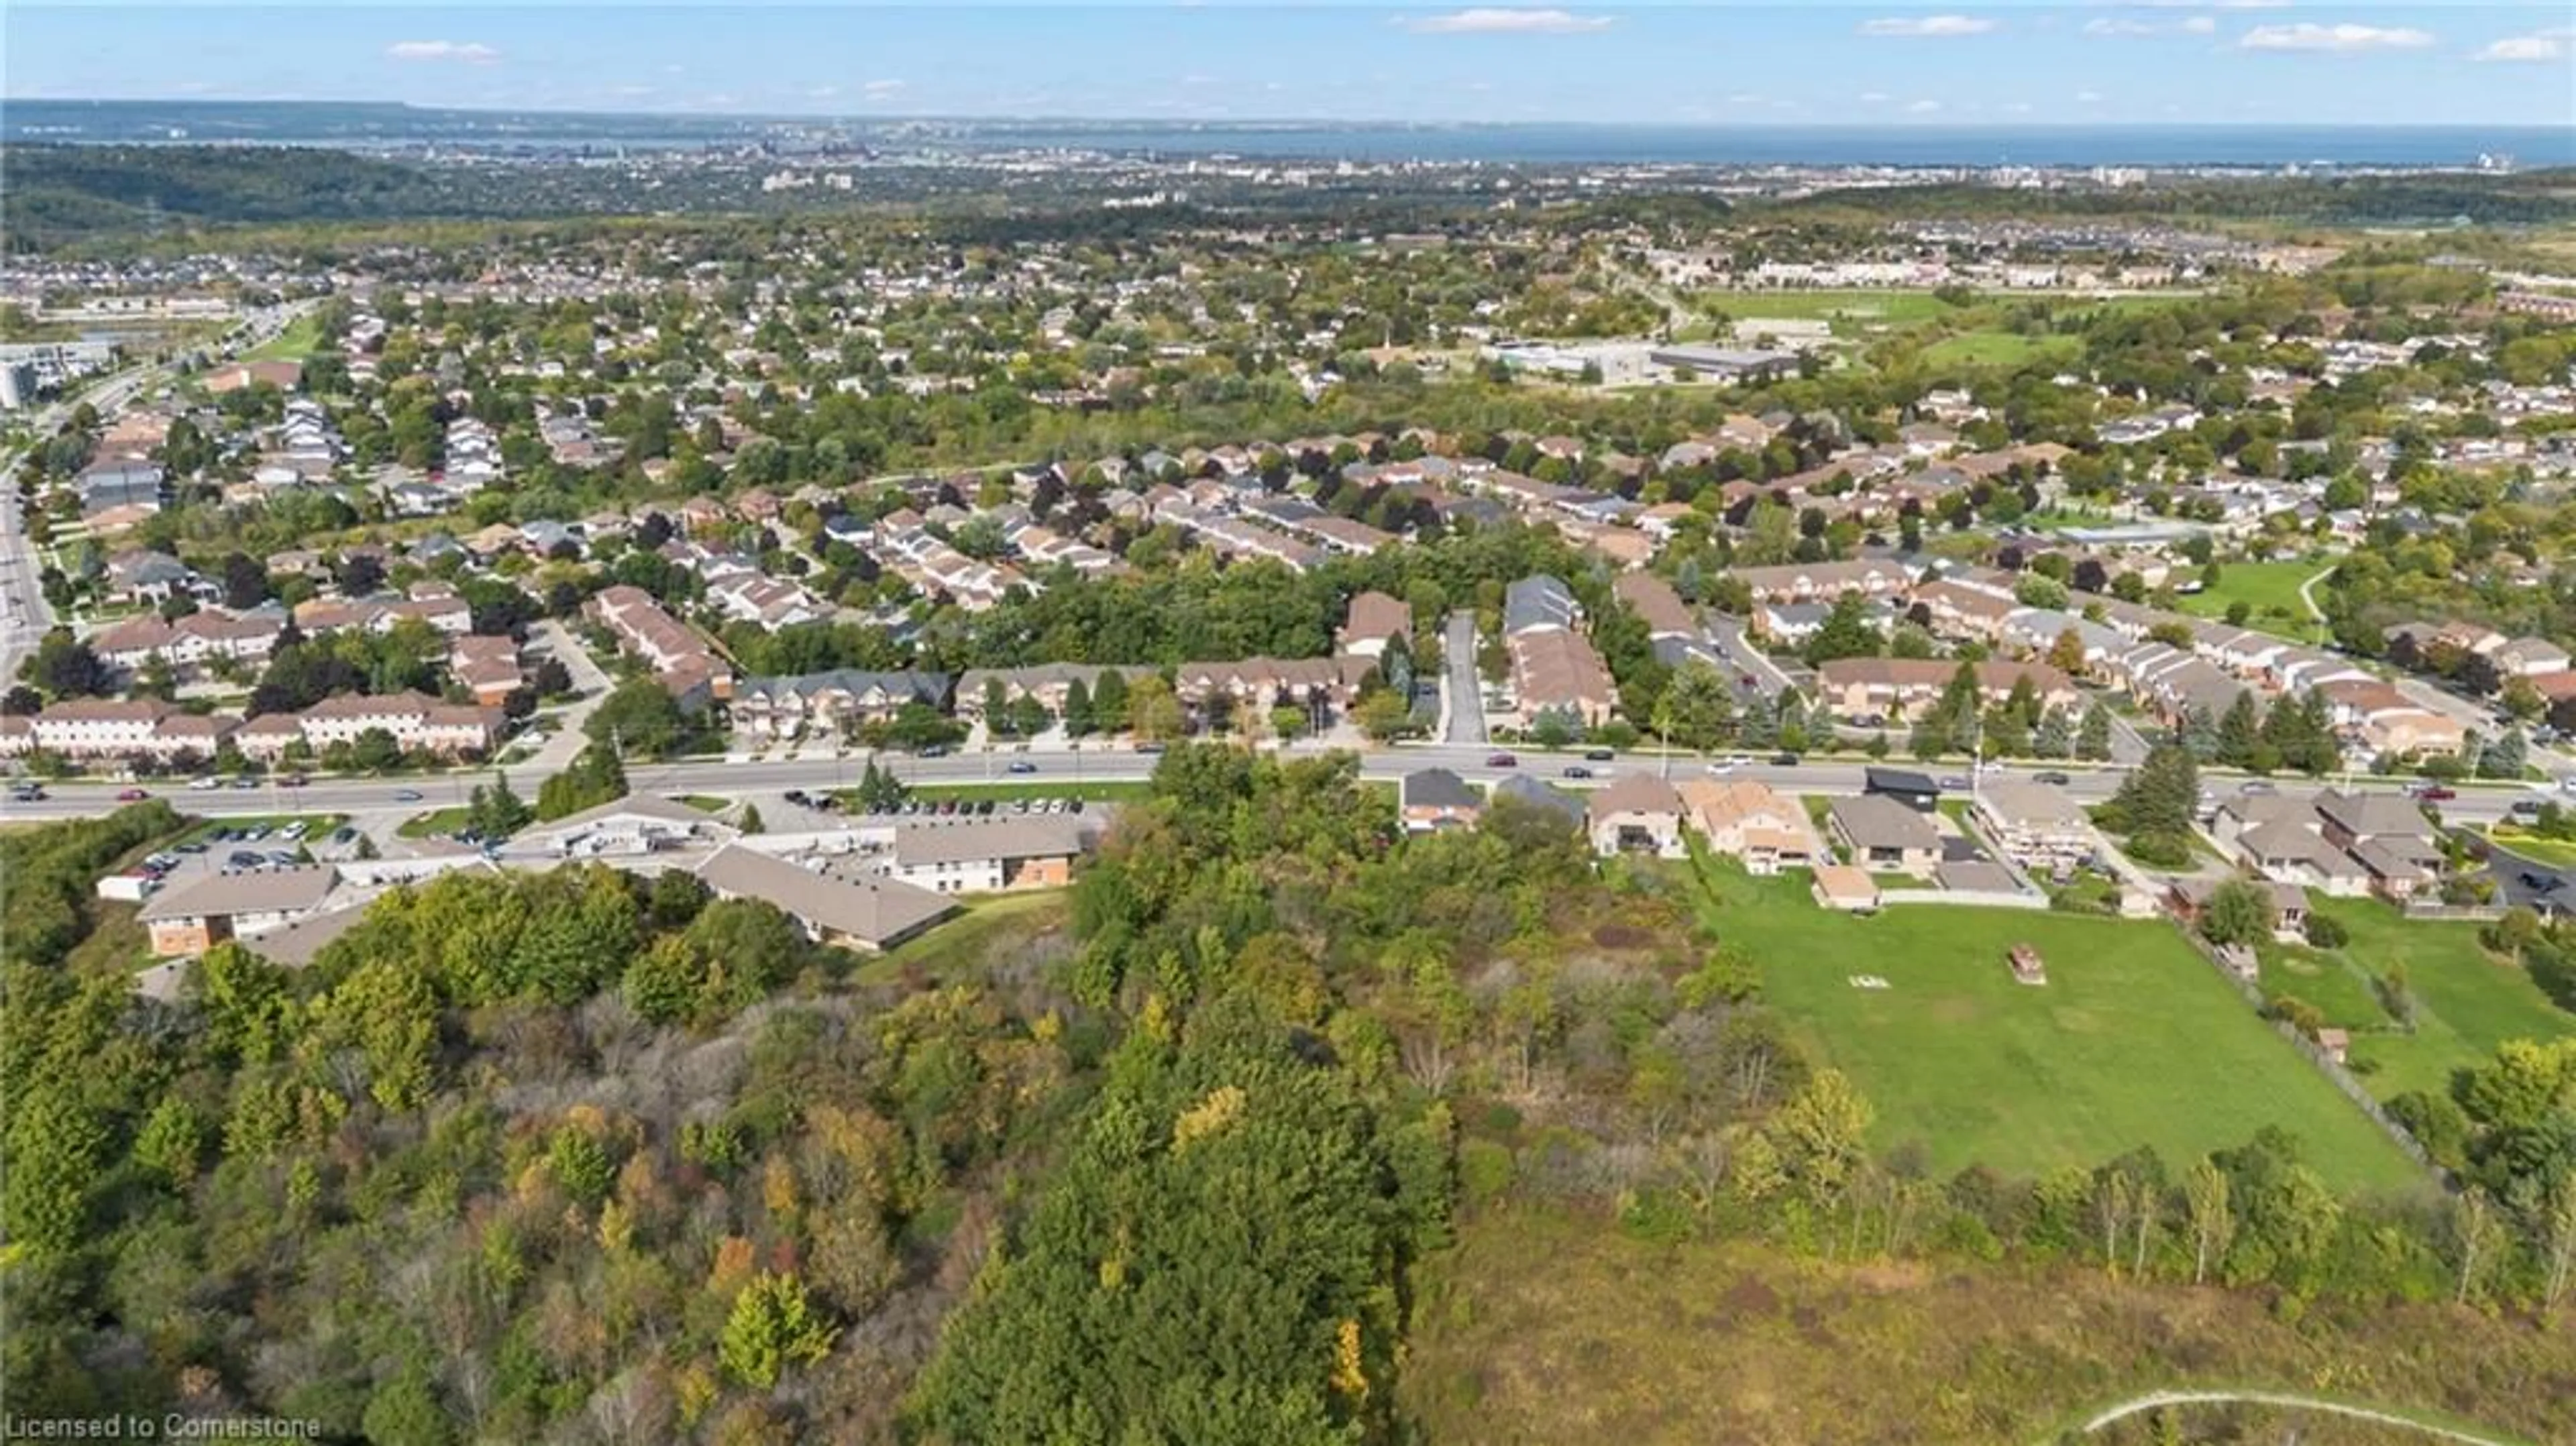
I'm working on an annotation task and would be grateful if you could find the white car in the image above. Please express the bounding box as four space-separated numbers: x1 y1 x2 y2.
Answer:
189 777 221 791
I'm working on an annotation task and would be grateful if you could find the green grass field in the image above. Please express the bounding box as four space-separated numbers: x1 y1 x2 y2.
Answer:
852 889 1071 986
395 807 470 840
242 311 324 362
2487 826 2576 870
2311 897 2573 1103
1690 860 2422 1193
1698 287 1960 330
1916 329 2083 370
2174 560 2329 629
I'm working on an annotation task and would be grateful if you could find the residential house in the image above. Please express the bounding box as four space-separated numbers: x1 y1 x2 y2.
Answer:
2496 636 2571 679
1677 778 1813 875
1971 780 2092 874
137 867 339 958
2315 789 2443 900
731 670 952 739
1401 767 1485 832
449 634 524 708
1814 658 2077 724
1506 628 1619 729
585 584 727 704
695 845 955 952
1827 795 1941 877
1731 558 1915 605
881 815 1088 893
2169 877 2310 944
1586 774 1686 858
1337 591 1411 659
0 700 237 764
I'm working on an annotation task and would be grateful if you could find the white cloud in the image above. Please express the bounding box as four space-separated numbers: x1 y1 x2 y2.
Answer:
1907 98 1943 112
863 78 907 95
1858 91 1890 102
2475 33 2567 63
386 40 499 64
2075 89 2105 101
2002 101 2034 113
2239 23 2435 52
1859 14 1996 37
807 85 841 99
1401 8 1613 35
2088 13 2220 38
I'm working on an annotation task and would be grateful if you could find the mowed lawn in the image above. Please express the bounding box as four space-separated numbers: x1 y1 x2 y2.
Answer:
1916 329 2082 370
1699 287 1959 329
2174 560 2328 628
1691 862 2422 1193
2309 897 2573 1103
243 311 324 361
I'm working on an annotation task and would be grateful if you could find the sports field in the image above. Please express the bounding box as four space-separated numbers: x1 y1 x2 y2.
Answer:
1690 859 2423 1192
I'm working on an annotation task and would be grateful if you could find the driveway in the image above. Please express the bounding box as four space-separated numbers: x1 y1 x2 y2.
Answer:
1442 610 1487 745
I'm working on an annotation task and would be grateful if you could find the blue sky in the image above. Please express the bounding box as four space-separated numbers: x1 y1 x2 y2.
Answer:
7 3 2573 124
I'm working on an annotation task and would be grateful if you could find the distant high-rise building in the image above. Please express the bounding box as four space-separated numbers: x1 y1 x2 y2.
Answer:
0 360 36 411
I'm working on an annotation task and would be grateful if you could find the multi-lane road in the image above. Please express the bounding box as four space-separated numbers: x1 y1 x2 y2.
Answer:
1 741 2553 833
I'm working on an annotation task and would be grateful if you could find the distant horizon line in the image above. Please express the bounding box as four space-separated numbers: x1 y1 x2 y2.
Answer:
4 99 2567 133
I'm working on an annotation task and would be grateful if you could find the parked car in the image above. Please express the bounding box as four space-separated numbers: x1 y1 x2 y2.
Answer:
1562 765 1593 780
329 828 356 845
2033 771 2071 786
784 788 809 806
227 851 263 869
1583 748 1615 762
278 822 308 842
240 825 269 842
266 850 299 867
2511 798 2544 818
2520 871 2559 891
116 787 150 801
977 799 996 814
1486 752 1517 768
1007 761 1038 775
174 841 208 854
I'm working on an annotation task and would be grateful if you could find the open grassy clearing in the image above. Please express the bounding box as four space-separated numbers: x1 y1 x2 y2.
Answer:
676 793 730 813
1690 859 2422 1193
2486 826 2576 870
1695 287 1960 329
851 889 1072 987
1916 329 2084 370
2174 559 2328 629
2310 896 2573 1104
1401 1207 2567 1446
241 311 323 362
396 807 472 840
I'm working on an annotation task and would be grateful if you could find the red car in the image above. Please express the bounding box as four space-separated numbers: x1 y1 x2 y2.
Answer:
279 773 309 788
115 787 150 801
1486 752 1518 768
2412 784 2456 802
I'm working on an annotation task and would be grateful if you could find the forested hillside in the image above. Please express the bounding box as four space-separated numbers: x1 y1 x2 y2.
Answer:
1 146 572 252
7 771 2574 1443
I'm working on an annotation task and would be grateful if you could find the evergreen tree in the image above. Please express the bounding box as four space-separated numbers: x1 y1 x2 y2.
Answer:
2112 741 2200 846
2216 691 2262 769
2078 702 2114 761
2482 726 2528 781
2181 704 2220 762
1063 676 1094 738
1801 592 1882 667
2034 707 2073 760
1092 669 1130 732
